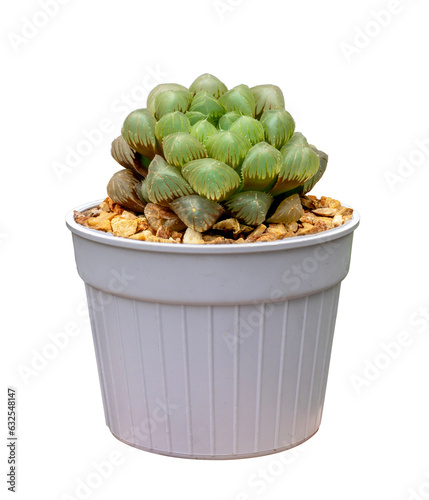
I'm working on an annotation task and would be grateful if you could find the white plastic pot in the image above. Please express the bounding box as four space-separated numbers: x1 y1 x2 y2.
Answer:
66 200 359 460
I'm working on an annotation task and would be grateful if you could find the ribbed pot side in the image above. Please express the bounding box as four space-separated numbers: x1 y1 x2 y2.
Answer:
67 201 359 460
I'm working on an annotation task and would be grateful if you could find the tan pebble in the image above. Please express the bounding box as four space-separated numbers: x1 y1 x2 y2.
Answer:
296 222 318 236
285 221 299 233
312 207 338 217
129 230 154 241
136 217 149 232
300 212 320 225
111 217 138 238
246 224 267 242
234 238 246 244
212 218 242 235
255 233 278 242
171 231 183 242
300 196 317 209
74 210 90 225
100 198 112 212
156 226 172 239
183 228 204 244
337 207 354 218
319 196 341 209
332 214 344 227
267 223 288 239
315 217 334 230
121 210 137 220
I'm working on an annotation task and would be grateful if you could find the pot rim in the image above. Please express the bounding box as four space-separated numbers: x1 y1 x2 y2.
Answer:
66 199 360 255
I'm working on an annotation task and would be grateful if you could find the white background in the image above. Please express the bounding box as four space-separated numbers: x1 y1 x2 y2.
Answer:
2 0 429 499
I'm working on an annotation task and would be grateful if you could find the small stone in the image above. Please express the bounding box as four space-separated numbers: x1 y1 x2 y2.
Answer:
130 230 154 241
136 217 149 232
296 222 317 236
121 210 137 220
234 238 246 244
100 198 111 212
315 217 334 230
109 198 124 214
267 223 288 239
255 233 278 242
144 203 186 231
285 221 299 233
312 207 338 217
320 196 341 209
300 212 320 225
74 210 90 225
300 196 317 209
156 226 172 239
332 214 344 227
111 217 138 238
246 224 267 242
212 218 241 235
183 228 204 244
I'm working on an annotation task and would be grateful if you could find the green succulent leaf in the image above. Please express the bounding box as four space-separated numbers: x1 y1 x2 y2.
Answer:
182 158 241 202
190 119 219 144
218 84 256 117
146 155 193 206
283 132 309 148
241 142 282 191
205 130 251 171
224 191 273 226
260 109 295 149
147 83 188 115
270 143 320 196
155 111 191 143
186 111 212 126
136 179 150 204
107 169 146 213
267 194 304 224
218 111 241 131
170 195 223 232
163 132 207 168
111 136 150 177
121 109 159 159
154 89 193 119
299 147 328 195
251 84 285 119
189 91 226 125
189 73 228 99
229 116 265 145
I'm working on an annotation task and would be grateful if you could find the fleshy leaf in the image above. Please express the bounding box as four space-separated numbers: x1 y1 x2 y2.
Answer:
163 132 207 168
147 83 188 115
267 194 303 224
218 84 256 117
107 169 146 213
190 119 219 144
146 155 193 206
154 89 193 119
186 111 212 125
224 191 273 226
155 111 191 143
229 116 265 145
270 143 320 196
205 130 251 171
283 132 309 148
241 142 282 191
189 73 228 99
111 136 150 177
182 158 241 202
218 111 241 131
299 147 328 195
189 91 226 125
136 179 150 204
251 84 285 119
170 195 223 232
260 109 295 149
121 109 158 159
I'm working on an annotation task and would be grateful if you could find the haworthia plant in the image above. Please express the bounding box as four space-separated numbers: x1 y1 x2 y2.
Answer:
107 74 329 235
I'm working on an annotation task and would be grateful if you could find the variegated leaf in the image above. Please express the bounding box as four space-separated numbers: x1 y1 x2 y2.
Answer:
163 132 207 168
121 109 159 158
189 73 228 99
107 169 146 213
224 191 273 226
241 142 282 191
182 158 241 202
229 116 265 145
251 84 285 119
205 130 251 171
267 194 303 224
218 84 256 117
260 109 295 149
146 155 193 206
170 195 223 232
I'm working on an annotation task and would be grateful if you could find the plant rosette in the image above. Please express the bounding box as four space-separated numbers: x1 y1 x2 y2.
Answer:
67 74 359 459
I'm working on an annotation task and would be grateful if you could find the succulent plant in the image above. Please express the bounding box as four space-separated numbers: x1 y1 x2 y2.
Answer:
107 74 328 237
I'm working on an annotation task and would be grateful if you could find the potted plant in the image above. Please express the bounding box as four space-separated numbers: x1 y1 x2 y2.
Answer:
66 74 359 459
